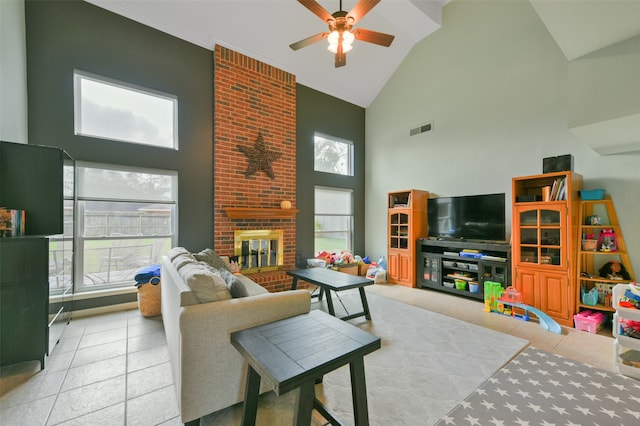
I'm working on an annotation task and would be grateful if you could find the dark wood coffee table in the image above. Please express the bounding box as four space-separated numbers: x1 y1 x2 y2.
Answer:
287 268 374 320
231 310 381 426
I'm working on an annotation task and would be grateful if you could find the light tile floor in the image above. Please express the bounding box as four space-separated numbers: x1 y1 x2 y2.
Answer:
0 284 619 425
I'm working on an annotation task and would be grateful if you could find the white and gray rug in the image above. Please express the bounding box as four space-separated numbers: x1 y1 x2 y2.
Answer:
203 291 528 426
435 346 640 426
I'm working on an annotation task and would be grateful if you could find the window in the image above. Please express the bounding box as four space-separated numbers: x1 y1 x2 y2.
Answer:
49 162 75 296
314 186 353 254
314 134 353 176
74 70 178 149
75 162 177 291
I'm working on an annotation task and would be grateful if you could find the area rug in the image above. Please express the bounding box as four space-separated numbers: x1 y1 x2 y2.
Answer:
202 291 528 425
434 346 640 426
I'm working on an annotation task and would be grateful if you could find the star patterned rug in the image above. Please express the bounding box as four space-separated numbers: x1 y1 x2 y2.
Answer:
435 346 640 426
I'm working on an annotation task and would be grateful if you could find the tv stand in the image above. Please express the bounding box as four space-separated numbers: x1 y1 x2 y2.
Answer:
417 239 511 301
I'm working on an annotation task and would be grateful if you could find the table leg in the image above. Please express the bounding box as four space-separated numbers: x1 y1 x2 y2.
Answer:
358 287 372 320
241 366 261 426
294 380 315 426
325 289 336 316
291 276 299 290
350 357 370 426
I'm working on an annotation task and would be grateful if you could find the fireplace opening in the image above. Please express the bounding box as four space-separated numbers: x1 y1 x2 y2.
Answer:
234 230 284 273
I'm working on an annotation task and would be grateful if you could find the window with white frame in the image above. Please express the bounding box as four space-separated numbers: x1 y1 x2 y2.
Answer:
314 186 353 254
314 134 353 176
74 70 178 149
75 162 177 291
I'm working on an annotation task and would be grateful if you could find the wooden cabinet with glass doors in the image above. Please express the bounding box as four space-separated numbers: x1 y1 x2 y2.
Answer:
387 190 429 287
511 172 582 327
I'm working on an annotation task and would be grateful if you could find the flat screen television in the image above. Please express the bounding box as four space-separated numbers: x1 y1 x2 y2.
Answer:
427 193 506 242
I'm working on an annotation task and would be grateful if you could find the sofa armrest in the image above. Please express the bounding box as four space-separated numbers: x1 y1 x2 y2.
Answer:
175 290 311 421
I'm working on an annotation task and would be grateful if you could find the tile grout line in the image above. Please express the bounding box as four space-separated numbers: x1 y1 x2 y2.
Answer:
124 313 130 426
44 324 83 426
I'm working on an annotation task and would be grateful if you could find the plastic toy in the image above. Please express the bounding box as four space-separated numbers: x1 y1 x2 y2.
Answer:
485 284 562 334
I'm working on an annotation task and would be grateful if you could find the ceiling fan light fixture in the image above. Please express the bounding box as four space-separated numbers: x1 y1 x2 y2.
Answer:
327 30 354 53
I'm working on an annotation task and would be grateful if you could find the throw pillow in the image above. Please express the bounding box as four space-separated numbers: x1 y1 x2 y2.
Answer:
179 263 231 303
229 276 249 298
201 263 248 298
193 248 231 271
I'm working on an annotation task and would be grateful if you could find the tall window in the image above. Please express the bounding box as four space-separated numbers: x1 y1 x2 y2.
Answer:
49 161 75 296
314 186 353 254
74 70 178 149
75 162 177 291
314 134 353 176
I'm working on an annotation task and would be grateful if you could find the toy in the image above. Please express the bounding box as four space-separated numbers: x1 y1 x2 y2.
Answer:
597 228 618 252
486 285 562 334
599 260 631 280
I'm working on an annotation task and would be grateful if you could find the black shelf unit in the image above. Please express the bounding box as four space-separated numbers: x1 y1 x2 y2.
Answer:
417 239 511 301
1 141 69 369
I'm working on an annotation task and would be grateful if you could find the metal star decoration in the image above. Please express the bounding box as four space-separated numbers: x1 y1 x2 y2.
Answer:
236 133 282 180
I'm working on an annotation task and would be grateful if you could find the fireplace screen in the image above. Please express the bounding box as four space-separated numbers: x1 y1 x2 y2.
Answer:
234 230 284 272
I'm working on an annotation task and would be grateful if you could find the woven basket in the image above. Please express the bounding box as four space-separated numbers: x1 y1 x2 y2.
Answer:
138 279 161 317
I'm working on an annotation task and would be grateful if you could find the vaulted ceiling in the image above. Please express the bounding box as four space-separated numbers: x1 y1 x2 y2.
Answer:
86 1 640 108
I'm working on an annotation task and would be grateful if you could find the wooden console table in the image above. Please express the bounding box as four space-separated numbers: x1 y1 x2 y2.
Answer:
231 310 381 426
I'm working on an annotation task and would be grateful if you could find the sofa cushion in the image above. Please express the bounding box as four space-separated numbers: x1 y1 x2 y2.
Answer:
167 246 191 261
193 248 231 272
172 253 198 271
234 275 269 297
179 263 231 303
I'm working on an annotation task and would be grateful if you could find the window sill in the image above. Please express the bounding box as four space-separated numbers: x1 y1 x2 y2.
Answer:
72 286 137 301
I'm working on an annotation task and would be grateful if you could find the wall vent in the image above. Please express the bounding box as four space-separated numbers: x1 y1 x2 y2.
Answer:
410 122 433 136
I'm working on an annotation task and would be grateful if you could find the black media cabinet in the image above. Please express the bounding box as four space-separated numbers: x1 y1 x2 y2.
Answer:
417 239 511 301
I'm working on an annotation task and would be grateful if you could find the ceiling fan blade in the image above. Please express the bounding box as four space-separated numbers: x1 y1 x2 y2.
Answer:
347 0 381 25
289 32 328 51
297 0 333 23
353 27 395 47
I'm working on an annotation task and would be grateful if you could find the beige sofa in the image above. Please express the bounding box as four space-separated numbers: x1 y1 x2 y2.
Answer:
161 248 311 424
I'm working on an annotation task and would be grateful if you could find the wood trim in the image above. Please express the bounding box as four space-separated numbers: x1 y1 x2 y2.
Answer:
223 207 299 219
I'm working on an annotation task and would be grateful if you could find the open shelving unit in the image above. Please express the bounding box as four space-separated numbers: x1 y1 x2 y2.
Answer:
613 284 640 379
417 239 510 301
576 198 635 318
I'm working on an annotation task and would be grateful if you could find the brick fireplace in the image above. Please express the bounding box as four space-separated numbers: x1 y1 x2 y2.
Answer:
213 46 298 292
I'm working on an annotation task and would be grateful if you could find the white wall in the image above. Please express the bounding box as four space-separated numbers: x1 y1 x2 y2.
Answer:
0 0 28 144
365 0 640 274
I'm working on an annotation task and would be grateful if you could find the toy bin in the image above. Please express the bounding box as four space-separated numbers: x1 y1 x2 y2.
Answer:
579 189 605 200
574 310 606 333
454 279 467 291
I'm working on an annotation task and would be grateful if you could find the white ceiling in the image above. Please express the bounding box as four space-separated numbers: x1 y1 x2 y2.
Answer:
530 0 640 60
86 0 449 108
85 0 640 108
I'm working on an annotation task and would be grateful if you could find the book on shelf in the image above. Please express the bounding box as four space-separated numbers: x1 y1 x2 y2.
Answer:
0 208 26 237
548 177 566 201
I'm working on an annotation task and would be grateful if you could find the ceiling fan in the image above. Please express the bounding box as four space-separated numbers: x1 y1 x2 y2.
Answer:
289 0 395 68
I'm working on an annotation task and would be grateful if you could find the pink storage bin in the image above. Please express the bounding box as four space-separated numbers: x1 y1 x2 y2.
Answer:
574 310 606 333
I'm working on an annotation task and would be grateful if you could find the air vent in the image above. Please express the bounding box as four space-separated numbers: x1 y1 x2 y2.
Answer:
410 122 433 136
